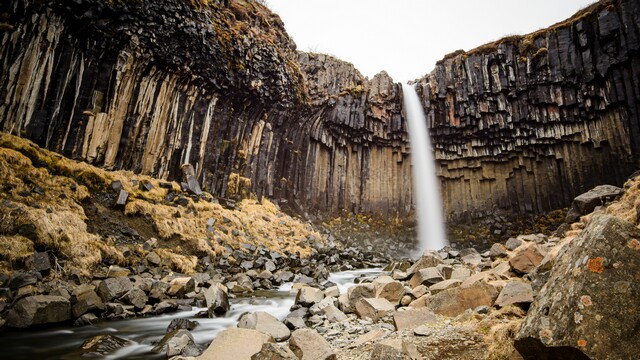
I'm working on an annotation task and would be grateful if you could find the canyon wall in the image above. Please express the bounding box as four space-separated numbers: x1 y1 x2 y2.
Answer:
418 0 640 220
0 0 412 217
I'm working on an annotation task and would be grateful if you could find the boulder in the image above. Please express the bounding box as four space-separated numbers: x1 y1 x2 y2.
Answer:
494 280 534 308
7 272 37 289
7 295 71 328
238 311 291 341
288 328 336 360
78 335 130 357
198 328 274 360
167 318 199 332
166 277 195 297
284 308 308 330
509 245 545 275
153 329 197 357
565 185 624 222
97 277 133 302
28 252 51 273
370 338 420 360
407 251 443 274
373 276 406 304
355 298 395 321
429 278 462 294
393 308 437 330
120 288 147 310
505 237 523 251
408 267 444 288
71 287 105 317
321 304 347 322
204 284 229 316
295 286 324 307
345 283 375 311
251 343 297 360
426 281 498 317
489 243 508 259
515 214 640 360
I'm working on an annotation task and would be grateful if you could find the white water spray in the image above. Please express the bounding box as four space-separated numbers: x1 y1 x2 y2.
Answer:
402 83 448 253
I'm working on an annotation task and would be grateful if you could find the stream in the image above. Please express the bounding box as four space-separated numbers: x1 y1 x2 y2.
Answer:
0 268 386 359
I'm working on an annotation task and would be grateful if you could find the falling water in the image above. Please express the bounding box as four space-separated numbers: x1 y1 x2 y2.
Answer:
402 82 448 253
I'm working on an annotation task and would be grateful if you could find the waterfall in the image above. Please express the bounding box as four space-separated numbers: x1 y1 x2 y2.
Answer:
402 83 448 253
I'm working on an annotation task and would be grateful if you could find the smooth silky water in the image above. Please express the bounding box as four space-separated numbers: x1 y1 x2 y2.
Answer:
402 83 448 254
0 268 386 359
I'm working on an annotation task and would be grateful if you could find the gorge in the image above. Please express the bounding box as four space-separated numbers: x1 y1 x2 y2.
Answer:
1 0 640 359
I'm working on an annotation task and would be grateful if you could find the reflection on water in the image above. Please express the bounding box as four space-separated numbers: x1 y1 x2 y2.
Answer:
0 268 385 359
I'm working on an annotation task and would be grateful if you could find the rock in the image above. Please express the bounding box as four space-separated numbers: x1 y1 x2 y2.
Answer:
251 343 298 360
28 252 51 273
426 281 498 317
565 185 624 222
6 295 71 328
494 280 534 308
355 298 395 321
373 276 406 304
393 308 437 330
74 313 99 326
450 267 472 281
198 328 274 360
370 338 420 360
78 335 130 357
345 283 375 311
146 252 162 266
350 329 386 348
7 272 37 289
515 214 640 360
204 284 230 316
509 245 545 275
97 277 133 302
120 288 147 310
167 318 199 333
143 238 158 251
321 304 347 322
182 164 203 196
505 238 523 251
289 328 336 360
295 286 324 307
238 311 291 341
324 286 339 298
407 251 443 274
153 329 196 357
71 287 105 317
461 252 483 268
107 265 131 278
408 267 444 288
429 278 462 294
115 189 129 208
284 308 308 330
489 243 508 259
166 277 196 297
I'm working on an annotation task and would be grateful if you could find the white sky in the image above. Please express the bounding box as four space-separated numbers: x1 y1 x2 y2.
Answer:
266 0 596 82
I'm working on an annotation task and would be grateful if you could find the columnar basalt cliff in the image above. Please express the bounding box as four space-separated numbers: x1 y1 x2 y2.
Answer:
417 0 640 221
0 0 412 217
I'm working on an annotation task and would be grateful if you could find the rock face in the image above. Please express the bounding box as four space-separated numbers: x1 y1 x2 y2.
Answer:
515 214 640 359
0 0 412 218
416 0 640 221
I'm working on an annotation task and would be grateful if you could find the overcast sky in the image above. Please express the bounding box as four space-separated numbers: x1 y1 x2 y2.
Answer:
266 0 596 82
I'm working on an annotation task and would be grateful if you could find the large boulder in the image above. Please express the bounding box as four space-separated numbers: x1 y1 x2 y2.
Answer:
295 286 324 307
565 185 624 222
152 329 197 357
71 286 105 318
426 281 498 317
509 244 545 275
355 298 395 321
6 295 71 328
515 214 640 360
198 328 274 360
407 251 443 275
373 276 406 304
393 308 437 330
407 267 444 289
97 277 133 302
494 280 534 308
204 284 230 316
288 328 336 360
238 311 291 341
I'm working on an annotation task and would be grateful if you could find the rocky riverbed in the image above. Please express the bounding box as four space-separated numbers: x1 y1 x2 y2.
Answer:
1 134 640 359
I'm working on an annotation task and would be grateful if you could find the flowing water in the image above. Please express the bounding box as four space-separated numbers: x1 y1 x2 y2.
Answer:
0 268 386 359
402 83 448 253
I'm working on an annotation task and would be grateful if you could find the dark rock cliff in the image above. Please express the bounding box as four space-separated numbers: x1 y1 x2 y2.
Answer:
417 0 640 221
0 0 413 217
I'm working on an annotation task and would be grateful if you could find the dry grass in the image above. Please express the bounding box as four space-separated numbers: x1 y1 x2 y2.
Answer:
606 175 640 225
154 248 197 274
0 235 34 266
477 306 527 360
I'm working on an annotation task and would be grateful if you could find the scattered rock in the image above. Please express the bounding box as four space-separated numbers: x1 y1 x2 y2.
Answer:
238 311 291 341
295 286 324 307
198 328 274 360
393 307 437 330
251 342 298 360
289 328 336 360
494 280 534 308
509 245 545 275
97 277 133 302
153 329 196 357
355 298 395 321
408 267 444 288
426 281 498 317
